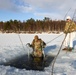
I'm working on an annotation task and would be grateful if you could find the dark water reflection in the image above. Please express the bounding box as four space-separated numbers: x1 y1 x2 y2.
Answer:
2 54 55 71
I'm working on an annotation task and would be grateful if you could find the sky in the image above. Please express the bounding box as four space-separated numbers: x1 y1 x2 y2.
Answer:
0 0 76 22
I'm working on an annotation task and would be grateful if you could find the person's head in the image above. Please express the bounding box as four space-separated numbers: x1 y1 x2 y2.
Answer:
66 16 71 21
34 35 39 41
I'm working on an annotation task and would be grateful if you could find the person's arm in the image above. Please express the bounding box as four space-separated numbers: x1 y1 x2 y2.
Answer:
41 40 46 48
43 41 46 46
64 22 69 34
30 39 35 47
71 21 76 31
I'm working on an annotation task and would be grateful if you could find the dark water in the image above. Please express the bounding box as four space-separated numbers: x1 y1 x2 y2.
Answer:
2 54 55 71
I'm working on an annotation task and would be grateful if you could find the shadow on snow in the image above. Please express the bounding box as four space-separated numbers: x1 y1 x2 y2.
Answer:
44 45 56 53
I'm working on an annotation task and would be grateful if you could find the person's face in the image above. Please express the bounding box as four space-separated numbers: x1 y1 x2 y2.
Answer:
34 36 38 41
66 19 70 22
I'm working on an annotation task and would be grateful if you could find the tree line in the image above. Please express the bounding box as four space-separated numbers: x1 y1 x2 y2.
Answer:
0 17 66 33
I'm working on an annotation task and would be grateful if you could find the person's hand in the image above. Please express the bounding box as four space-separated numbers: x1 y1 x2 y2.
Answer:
27 43 31 47
64 31 67 34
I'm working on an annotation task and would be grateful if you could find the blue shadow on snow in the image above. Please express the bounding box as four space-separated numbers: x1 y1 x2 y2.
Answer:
44 45 57 54
73 40 76 48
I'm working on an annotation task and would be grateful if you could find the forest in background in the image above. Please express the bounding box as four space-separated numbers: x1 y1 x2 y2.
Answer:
0 17 66 33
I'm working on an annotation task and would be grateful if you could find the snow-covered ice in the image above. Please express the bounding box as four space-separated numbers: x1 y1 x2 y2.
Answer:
0 32 76 75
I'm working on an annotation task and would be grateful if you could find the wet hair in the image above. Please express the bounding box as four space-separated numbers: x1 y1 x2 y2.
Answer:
34 35 38 39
